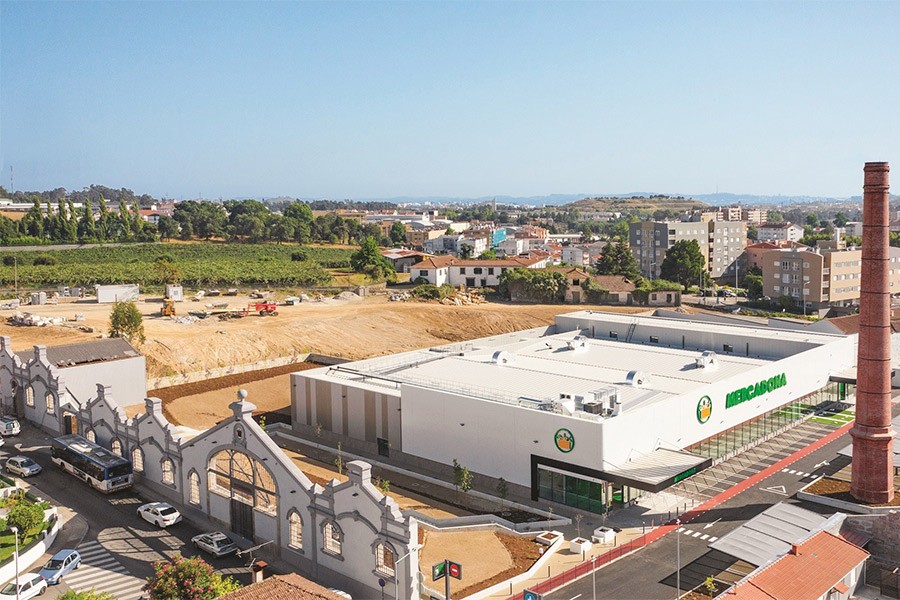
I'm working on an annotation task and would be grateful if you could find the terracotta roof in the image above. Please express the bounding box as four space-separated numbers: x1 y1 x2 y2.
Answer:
746 242 781 250
591 275 637 292
410 255 456 269
727 532 868 600
411 256 543 269
826 309 900 335
220 574 346 600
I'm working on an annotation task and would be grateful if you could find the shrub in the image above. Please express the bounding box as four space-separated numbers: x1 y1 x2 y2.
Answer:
291 249 309 262
7 502 44 540
1 256 15 267
33 255 56 266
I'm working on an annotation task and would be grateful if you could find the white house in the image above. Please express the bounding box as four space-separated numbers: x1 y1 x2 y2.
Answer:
497 238 528 257
561 246 589 267
758 222 804 243
410 256 545 288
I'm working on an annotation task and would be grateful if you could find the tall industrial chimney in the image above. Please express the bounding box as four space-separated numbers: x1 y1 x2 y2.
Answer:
850 162 895 504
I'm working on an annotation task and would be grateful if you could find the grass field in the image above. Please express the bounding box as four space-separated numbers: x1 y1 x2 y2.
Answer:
0 242 354 288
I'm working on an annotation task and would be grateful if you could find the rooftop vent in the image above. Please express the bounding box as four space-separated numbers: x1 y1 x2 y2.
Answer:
492 350 515 366
566 336 588 352
625 370 649 387
695 351 719 370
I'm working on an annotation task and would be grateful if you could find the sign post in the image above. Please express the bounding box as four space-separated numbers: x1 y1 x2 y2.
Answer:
432 559 462 600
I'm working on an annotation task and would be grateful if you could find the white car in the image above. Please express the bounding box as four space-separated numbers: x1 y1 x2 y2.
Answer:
137 502 182 528
191 531 239 557
0 573 47 599
6 456 42 477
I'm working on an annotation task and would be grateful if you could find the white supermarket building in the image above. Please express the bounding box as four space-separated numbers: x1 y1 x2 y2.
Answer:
291 311 857 514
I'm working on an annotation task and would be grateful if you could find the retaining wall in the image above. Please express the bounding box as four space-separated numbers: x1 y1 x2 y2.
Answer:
147 354 310 389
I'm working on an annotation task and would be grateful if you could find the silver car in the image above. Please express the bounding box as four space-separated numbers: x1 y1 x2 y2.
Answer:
191 531 239 557
6 455 41 477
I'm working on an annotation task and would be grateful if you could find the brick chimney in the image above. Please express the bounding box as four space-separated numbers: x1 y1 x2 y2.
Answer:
850 162 896 504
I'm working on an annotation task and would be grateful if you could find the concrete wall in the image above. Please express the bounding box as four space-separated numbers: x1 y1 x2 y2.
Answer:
64 358 147 407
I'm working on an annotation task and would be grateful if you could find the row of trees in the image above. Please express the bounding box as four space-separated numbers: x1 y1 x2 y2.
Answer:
12 197 157 244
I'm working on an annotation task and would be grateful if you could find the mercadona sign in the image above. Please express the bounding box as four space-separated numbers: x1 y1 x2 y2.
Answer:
725 373 787 409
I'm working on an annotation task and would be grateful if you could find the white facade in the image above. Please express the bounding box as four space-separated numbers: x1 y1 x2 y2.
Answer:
498 237 528 257
561 246 589 267
758 223 804 243
2 343 420 600
95 284 140 303
292 312 856 508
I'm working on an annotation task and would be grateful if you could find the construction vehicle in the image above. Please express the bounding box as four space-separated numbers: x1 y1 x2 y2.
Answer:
161 299 176 317
250 302 279 316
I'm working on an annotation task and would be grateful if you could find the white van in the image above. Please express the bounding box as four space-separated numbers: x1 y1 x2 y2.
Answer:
0 416 21 437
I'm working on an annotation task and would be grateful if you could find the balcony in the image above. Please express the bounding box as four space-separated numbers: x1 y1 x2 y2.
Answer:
822 268 830 275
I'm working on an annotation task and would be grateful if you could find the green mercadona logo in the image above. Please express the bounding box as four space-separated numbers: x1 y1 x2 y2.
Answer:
554 428 574 453
696 395 713 424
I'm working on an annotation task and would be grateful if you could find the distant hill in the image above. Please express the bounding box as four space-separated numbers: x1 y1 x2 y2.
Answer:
565 195 708 213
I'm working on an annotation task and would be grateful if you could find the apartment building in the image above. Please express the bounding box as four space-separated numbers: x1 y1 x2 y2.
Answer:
761 244 900 309
405 228 443 248
630 220 747 279
697 206 766 225
561 245 589 267
758 222 804 243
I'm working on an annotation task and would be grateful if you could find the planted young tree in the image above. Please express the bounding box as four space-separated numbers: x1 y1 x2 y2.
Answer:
109 301 146 343
496 477 509 508
7 502 44 541
459 465 474 493
144 555 240 600
334 442 345 475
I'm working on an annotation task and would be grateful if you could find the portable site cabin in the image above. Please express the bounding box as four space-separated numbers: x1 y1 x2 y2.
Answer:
95 284 140 304
165 285 184 302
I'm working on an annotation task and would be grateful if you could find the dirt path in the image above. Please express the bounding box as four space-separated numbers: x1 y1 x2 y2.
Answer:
4 294 650 377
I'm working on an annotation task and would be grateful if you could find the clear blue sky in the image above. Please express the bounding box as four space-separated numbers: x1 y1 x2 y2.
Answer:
1 1 898 200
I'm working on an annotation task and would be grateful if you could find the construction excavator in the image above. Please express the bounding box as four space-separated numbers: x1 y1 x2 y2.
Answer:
161 299 176 317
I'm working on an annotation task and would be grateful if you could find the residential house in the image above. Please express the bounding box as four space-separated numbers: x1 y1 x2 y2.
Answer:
497 237 528 257
410 256 454 285
409 256 545 288
758 222 804 243
381 249 430 273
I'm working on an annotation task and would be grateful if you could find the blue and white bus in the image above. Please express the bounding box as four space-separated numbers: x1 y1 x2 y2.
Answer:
51 434 133 493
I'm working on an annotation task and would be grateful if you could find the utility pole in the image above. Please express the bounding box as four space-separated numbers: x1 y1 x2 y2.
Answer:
675 518 681 600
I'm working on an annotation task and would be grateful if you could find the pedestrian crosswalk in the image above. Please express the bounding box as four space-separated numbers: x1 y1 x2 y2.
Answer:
676 527 718 543
781 468 815 478
62 540 146 600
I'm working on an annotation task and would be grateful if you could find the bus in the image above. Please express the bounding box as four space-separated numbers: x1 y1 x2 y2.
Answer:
50 434 133 493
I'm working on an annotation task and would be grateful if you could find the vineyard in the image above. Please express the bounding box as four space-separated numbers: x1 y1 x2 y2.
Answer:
0 243 354 288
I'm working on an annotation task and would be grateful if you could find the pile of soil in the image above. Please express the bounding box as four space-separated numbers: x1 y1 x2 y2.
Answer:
455 532 542 598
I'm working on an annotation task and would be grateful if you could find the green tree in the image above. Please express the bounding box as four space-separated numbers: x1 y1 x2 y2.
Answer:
806 212 820 227
109 301 145 343
389 221 407 244
478 249 498 260
154 257 183 284
59 590 116 600
594 240 639 279
157 216 179 241
350 236 396 281
496 477 509 506
78 202 96 241
744 273 763 299
659 240 706 287
7 502 44 541
834 211 849 227
459 465 474 493
22 198 44 238
144 555 241 600
458 244 474 259
268 215 295 244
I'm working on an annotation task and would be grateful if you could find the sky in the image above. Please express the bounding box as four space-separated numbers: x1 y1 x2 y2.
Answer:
1 1 899 201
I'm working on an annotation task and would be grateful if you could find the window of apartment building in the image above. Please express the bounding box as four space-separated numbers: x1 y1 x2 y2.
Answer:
668 230 675 235
792 262 800 271
289 512 303 550
323 521 342 556
376 543 396 578
791 274 800 284
473 268 483 274
781 261 790 270
161 459 175 485
803 262 810 268
774 285 780 292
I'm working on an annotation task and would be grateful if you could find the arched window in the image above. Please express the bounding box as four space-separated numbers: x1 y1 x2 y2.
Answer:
323 521 342 555
207 449 277 515
25 386 34 407
376 543 396 577
85 428 96 443
45 392 55 415
288 512 303 550
111 439 122 456
132 447 144 472
189 471 201 505
161 459 175 485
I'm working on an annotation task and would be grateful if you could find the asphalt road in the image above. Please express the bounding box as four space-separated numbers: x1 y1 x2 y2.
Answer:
545 423 861 600
0 427 256 599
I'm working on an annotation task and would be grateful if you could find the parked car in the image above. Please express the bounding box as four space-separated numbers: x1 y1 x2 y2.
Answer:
0 416 20 436
137 502 182 528
6 455 42 477
191 532 239 557
0 573 47 598
39 549 81 585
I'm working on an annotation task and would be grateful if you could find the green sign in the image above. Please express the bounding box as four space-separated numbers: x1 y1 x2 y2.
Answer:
696 395 712 424
673 467 697 484
554 428 574 453
726 373 787 409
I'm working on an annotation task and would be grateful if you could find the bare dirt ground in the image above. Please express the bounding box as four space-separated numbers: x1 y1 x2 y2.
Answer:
419 529 542 597
4 294 651 378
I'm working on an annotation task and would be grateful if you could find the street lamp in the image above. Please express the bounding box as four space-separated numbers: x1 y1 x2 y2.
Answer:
394 544 422 600
10 525 19 600
675 519 681 600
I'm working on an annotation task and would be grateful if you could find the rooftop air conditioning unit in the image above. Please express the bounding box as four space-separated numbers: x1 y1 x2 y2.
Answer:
626 370 649 387
582 402 605 415
695 351 718 370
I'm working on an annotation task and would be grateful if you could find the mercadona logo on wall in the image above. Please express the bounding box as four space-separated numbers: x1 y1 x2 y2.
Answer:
696 395 713 424
554 428 575 453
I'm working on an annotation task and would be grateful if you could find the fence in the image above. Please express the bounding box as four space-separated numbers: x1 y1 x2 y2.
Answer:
506 532 652 600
